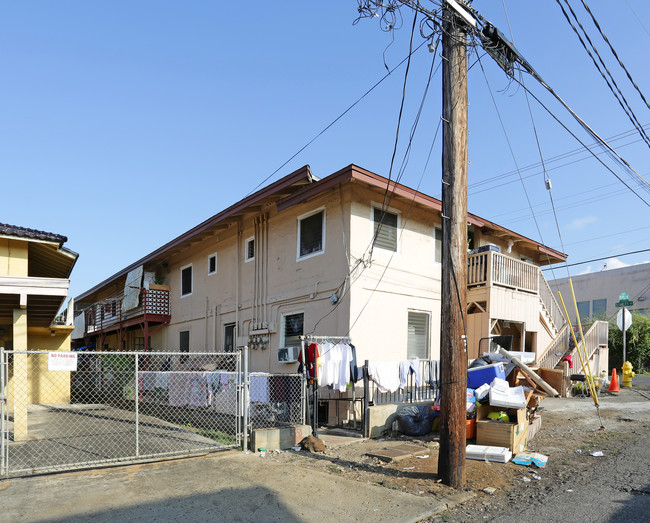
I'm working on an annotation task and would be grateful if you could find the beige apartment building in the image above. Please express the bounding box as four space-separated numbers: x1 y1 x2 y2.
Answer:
74 164 568 372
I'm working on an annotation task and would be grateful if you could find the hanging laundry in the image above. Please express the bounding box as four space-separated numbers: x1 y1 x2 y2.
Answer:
349 344 361 383
335 342 352 392
399 359 422 389
318 342 336 387
298 343 320 380
367 361 401 393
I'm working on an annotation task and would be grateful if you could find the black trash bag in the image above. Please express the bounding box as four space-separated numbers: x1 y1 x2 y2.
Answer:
396 405 434 436
468 356 492 369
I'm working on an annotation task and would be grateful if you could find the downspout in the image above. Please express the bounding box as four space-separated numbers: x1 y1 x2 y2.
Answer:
213 304 218 352
236 220 241 348
205 296 209 351
264 213 269 325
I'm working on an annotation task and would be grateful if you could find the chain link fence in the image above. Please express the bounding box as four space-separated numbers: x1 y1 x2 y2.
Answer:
248 372 305 430
1 349 305 477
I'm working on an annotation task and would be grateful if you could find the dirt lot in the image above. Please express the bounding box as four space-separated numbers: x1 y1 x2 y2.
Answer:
267 383 650 521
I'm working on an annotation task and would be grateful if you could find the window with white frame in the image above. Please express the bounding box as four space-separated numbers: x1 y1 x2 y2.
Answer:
281 312 304 349
373 207 398 252
407 311 430 359
298 209 325 259
208 253 217 275
245 237 255 262
181 264 193 297
434 227 442 263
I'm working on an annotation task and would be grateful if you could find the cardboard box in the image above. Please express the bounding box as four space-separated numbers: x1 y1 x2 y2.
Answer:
476 405 528 453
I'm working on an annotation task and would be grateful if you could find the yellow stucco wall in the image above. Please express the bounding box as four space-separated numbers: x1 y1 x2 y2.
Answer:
7 329 73 414
0 238 29 276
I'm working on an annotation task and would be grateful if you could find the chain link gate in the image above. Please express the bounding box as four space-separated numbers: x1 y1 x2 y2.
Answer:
1 349 244 477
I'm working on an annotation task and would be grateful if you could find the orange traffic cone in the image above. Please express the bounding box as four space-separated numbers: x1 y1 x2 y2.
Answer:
607 368 620 392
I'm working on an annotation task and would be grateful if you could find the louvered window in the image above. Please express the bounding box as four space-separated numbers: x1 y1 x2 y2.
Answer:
283 312 304 349
245 237 255 262
407 311 430 359
373 208 398 252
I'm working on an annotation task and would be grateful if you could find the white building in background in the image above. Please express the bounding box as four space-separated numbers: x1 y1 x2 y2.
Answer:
548 262 650 323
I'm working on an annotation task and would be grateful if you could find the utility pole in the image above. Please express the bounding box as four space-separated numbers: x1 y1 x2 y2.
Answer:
438 2 469 488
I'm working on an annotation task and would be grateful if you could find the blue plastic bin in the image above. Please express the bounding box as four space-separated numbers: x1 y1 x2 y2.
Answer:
467 362 506 389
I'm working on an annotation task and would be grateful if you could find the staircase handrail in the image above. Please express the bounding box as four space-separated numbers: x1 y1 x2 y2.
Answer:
538 272 566 332
536 323 570 369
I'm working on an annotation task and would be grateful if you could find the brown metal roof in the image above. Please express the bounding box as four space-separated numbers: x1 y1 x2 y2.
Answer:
76 162 567 302
278 164 566 263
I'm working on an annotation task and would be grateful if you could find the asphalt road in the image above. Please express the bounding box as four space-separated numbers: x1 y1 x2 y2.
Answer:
492 375 650 523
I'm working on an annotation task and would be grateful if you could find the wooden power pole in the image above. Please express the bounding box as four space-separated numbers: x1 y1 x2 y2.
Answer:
438 4 469 487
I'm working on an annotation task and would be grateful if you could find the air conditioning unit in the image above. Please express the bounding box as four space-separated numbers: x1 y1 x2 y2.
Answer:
277 346 300 363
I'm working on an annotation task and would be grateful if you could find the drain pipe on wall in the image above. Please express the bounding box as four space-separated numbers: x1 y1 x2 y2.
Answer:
236 220 242 347
213 304 218 352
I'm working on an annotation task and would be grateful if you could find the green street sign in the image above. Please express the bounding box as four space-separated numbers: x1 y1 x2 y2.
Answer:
615 299 634 307
619 292 629 300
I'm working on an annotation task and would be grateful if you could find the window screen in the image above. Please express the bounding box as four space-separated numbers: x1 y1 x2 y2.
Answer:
208 254 217 274
299 211 324 257
373 208 398 251
407 311 430 359
283 313 304 348
181 266 192 296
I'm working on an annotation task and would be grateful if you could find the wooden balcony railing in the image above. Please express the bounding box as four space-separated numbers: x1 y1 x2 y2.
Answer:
468 250 538 293
84 288 171 335
467 250 566 332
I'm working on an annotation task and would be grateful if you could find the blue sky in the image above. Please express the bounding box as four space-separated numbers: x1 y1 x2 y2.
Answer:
2 1 649 301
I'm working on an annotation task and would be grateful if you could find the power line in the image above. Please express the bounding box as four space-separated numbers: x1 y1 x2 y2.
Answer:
542 248 650 271
246 39 428 196
579 0 650 110
509 74 650 206
624 0 650 37
564 225 650 247
555 0 650 148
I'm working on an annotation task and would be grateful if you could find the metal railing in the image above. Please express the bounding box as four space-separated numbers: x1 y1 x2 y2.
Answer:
569 321 609 374
365 359 439 406
84 287 171 334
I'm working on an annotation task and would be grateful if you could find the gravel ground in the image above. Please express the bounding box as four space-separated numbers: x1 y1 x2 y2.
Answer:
268 376 650 522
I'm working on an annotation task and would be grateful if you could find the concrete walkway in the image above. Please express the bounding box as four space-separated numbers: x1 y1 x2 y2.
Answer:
0 450 472 522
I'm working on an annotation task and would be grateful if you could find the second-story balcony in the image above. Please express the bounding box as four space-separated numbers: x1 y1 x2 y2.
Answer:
467 249 566 333
83 286 171 336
